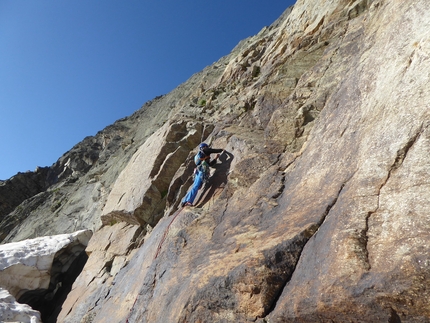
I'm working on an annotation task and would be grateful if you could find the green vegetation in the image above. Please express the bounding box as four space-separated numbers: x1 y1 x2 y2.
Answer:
51 201 62 212
161 189 168 199
252 65 261 77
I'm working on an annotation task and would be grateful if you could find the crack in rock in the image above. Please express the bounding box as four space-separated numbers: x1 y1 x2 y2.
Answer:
211 197 230 239
390 125 423 175
126 264 158 323
361 211 372 270
364 125 424 269
271 170 286 200
262 180 349 318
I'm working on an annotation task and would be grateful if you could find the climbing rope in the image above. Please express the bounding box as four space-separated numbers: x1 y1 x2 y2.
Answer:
125 293 141 323
201 123 206 143
154 207 184 259
125 207 185 323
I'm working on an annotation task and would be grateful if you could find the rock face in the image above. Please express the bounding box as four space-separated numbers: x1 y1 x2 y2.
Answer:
57 222 145 323
0 167 50 241
100 120 210 227
2 0 430 322
0 99 171 243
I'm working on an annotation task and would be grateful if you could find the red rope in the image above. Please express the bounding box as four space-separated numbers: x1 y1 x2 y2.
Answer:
125 207 184 322
125 295 140 323
154 207 184 259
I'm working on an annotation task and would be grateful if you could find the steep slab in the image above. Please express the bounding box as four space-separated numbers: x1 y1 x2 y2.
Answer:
267 0 430 321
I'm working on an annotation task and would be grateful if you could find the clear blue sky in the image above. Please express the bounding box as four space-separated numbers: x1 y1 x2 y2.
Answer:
0 1 295 180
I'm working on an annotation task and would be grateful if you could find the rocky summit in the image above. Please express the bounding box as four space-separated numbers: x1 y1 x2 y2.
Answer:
1 0 430 322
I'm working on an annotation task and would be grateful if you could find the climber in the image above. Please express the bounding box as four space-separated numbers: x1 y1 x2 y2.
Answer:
181 143 223 207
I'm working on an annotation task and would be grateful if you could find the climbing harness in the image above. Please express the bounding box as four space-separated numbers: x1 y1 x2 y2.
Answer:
198 161 210 183
194 150 209 166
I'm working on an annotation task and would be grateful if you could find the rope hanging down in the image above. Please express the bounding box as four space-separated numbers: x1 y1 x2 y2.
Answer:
126 207 184 323
154 207 184 259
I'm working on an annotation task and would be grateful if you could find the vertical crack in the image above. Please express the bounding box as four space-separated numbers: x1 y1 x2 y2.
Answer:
316 170 356 229
271 170 286 199
388 307 402 323
362 211 372 270
211 197 230 239
389 126 422 176
364 125 424 269
318 181 346 227
262 178 350 318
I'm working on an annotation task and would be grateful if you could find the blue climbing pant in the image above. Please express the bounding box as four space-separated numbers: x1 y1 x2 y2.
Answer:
182 170 205 205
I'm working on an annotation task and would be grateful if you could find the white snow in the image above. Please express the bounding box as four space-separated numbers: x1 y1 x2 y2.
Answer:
0 230 92 322
0 288 42 323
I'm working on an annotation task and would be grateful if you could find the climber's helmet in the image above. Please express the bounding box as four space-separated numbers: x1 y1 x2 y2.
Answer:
199 143 208 150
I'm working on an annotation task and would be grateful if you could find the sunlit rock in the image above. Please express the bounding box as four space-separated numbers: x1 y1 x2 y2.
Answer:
101 121 208 227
